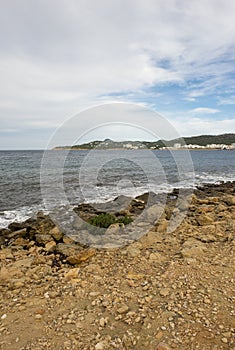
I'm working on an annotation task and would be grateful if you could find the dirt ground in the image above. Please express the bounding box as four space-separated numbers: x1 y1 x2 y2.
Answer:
0 184 234 349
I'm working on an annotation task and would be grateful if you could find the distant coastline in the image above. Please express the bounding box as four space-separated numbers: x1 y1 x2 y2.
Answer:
53 133 235 151
53 147 234 151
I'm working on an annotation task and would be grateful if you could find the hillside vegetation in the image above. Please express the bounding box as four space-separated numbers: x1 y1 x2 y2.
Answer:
53 133 235 149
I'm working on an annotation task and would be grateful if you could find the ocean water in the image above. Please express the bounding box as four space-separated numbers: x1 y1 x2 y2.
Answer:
0 149 235 228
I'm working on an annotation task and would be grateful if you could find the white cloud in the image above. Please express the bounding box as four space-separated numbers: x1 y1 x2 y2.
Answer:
0 0 235 147
171 117 235 137
190 107 220 115
218 96 235 105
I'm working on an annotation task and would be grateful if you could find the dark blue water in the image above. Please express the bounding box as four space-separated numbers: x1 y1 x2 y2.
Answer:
0 149 235 227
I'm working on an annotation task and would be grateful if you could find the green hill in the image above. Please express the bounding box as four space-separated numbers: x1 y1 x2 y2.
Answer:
53 133 235 150
161 133 235 147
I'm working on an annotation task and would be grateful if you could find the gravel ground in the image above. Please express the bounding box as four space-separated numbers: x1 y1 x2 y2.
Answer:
0 183 235 350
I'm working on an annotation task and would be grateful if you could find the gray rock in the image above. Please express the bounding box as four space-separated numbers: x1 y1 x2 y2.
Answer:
143 204 164 224
7 228 27 239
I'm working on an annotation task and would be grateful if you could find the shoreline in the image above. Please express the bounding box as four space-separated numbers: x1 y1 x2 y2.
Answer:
1 180 235 230
1 180 235 244
1 179 235 230
53 147 234 151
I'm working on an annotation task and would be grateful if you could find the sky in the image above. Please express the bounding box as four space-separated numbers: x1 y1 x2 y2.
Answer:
1 0 235 149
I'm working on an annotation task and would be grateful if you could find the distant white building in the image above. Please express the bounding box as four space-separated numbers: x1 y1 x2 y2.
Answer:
230 143 235 149
174 143 181 148
123 143 133 149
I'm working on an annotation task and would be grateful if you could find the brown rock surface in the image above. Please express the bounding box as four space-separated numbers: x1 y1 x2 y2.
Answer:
0 182 234 349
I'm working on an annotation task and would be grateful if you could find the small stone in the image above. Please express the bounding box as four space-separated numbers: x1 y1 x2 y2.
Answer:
221 338 228 343
126 246 141 258
159 288 170 297
99 317 107 327
66 248 96 265
222 332 231 338
102 300 109 307
156 342 171 350
45 241 56 252
204 297 211 304
64 340 72 348
117 304 129 314
63 236 75 244
95 341 106 350
149 252 166 263
13 280 25 288
35 314 42 320
35 234 53 245
89 291 100 297
197 214 214 226
155 331 163 340
222 194 235 206
50 226 63 241
44 292 50 298
64 268 80 281
56 243 82 257
12 237 28 247
1 314 7 320
7 227 27 238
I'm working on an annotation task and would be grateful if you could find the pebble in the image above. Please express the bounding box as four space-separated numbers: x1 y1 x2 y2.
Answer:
35 314 42 320
1 314 7 320
156 342 171 350
99 317 108 327
117 304 129 314
95 341 106 350
221 337 228 343
160 288 170 297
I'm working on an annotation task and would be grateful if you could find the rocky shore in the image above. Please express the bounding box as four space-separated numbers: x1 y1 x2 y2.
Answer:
0 182 235 349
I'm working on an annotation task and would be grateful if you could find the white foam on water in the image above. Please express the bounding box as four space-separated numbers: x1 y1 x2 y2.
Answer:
1 174 235 229
0 204 46 229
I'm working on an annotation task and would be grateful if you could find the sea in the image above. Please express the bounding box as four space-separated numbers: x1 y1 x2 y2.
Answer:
0 149 235 228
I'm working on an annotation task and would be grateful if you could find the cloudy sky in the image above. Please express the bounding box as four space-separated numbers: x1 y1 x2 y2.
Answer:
1 0 235 149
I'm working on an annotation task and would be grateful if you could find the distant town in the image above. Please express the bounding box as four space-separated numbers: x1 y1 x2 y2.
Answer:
53 133 235 150
162 143 235 150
